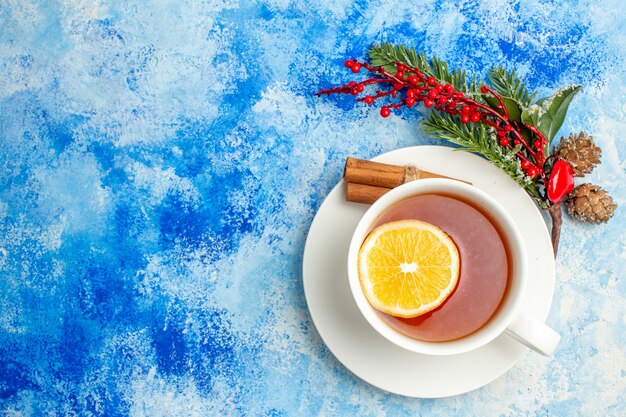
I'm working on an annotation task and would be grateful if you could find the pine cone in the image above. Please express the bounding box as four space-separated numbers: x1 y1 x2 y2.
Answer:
566 183 616 223
554 132 601 177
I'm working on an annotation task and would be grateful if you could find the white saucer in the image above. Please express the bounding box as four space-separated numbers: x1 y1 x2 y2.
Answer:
302 146 556 398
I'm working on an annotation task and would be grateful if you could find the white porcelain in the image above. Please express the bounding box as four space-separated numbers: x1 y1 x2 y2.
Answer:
347 178 560 356
302 146 557 398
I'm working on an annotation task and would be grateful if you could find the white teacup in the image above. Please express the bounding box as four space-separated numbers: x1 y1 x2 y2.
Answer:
347 178 560 356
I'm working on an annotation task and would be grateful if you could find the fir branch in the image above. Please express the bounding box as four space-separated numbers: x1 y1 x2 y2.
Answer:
317 44 577 253
369 43 482 94
429 56 480 94
488 67 537 106
369 42 424 74
423 112 546 206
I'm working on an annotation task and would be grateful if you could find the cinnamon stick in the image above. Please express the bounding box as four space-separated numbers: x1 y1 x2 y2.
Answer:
344 166 404 188
343 157 473 204
345 157 404 174
346 182 392 205
344 157 472 187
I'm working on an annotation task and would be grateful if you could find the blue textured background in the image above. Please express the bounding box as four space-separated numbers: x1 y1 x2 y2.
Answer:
1 1 624 415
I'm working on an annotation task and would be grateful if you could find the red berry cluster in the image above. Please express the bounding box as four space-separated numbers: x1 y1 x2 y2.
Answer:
318 59 550 183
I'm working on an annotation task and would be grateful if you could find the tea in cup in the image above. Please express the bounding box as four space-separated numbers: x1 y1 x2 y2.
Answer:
347 178 560 356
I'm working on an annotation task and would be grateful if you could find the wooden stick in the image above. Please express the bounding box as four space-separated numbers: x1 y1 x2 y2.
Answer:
346 182 392 204
548 202 562 256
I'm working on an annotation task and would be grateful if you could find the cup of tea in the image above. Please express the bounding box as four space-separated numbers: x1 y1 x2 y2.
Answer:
347 178 560 356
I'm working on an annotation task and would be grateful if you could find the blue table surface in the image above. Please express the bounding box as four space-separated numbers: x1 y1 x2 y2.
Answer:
1 1 624 416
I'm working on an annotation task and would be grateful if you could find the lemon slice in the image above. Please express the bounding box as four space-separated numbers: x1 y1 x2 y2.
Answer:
358 219 460 318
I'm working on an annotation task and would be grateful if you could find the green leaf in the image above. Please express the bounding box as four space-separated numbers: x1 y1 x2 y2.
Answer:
521 107 539 126
521 85 581 141
518 124 534 142
484 95 523 122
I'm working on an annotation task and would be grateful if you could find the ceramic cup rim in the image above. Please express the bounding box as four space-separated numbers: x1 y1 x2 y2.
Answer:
347 178 528 355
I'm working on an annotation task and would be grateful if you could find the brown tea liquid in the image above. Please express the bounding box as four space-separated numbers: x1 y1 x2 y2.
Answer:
370 194 509 342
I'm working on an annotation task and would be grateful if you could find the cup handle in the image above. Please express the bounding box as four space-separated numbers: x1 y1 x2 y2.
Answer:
505 313 560 356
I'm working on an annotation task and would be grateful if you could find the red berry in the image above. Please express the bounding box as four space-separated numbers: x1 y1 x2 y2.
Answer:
344 59 354 68
395 71 405 79
351 63 361 73
351 88 359 95
461 114 470 123
547 159 575 203
427 76 436 85
513 139 521 146
521 160 530 169
533 139 542 149
406 97 416 107
380 106 391 117
455 91 464 98
461 105 471 114
428 89 439 99
348 81 356 86
499 137 509 146
438 96 448 104
396 64 406 72
406 89 416 98
527 167 538 178
424 99 434 108
377 67 385 74
480 85 489 94
356 84 364 93
505 124 513 132
497 129 507 136
444 84 455 94
364 95 374 105
435 83 444 91
470 113 481 123
407 75 419 85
